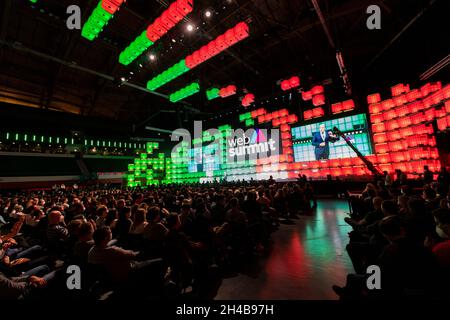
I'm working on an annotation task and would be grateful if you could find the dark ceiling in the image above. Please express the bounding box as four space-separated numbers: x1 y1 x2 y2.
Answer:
0 0 449 135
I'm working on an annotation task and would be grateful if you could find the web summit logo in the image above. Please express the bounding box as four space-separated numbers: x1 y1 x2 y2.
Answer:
227 129 277 157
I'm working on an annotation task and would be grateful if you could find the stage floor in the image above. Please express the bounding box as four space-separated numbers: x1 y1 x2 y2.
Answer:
215 199 354 300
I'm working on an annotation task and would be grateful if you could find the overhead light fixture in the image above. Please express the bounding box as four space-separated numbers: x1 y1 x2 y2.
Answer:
186 24 194 32
205 10 212 18
120 77 126 82
149 54 156 61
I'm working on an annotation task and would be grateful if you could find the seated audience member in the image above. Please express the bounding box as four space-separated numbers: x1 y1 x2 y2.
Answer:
431 208 450 270
130 208 148 235
72 222 95 265
210 195 227 227
143 206 168 244
113 207 132 239
345 197 383 229
88 227 163 287
95 205 108 228
46 211 69 254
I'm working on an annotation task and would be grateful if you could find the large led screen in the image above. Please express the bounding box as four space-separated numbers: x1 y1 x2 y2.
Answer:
292 113 372 162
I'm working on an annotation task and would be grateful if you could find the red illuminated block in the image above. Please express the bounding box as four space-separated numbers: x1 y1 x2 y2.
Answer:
312 107 324 118
168 2 184 22
242 93 254 107
146 25 160 42
445 101 450 114
279 109 288 117
258 115 266 123
396 105 410 117
391 83 410 96
312 94 325 106
381 99 395 111
282 140 292 147
152 18 168 36
373 133 387 144
303 110 313 120
329 159 341 168
281 80 291 91
332 102 343 114
387 130 401 141
234 22 249 41
311 85 324 95
302 91 312 101
393 95 407 107
265 113 273 121
272 111 280 118
443 84 450 99
281 132 292 140
397 116 412 128
437 117 448 131
215 35 228 51
369 103 382 114
287 114 298 124
272 118 280 127
384 109 397 121
224 29 238 46
289 76 300 88
372 123 386 133
160 11 176 30
388 141 404 152
101 0 120 14
342 99 355 111
370 113 384 124
199 45 210 61
176 0 194 15
406 89 421 102
367 93 381 104
385 119 399 131
377 153 391 164
375 143 389 153
206 41 219 57
280 124 290 132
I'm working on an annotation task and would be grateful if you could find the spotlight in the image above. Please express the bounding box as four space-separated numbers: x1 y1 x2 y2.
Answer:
120 77 126 82
139 63 143 68
171 39 176 43
149 54 156 61
205 10 212 18
186 24 194 32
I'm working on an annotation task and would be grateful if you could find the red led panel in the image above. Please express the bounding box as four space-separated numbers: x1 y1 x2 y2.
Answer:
312 107 324 118
370 113 384 124
377 153 391 164
311 85 324 95
342 99 355 111
302 91 312 101
367 93 381 104
287 114 298 124
242 93 254 107
375 143 389 153
312 94 325 106
387 130 402 141
388 141 404 152
372 123 386 133
331 102 343 114
281 80 291 91
437 117 449 131
406 89 422 102
373 133 387 144
397 116 412 128
381 99 395 111
411 112 425 125
391 83 410 96
280 124 290 132
279 109 289 117
383 109 397 121
385 119 399 131
393 95 408 107
303 110 313 120
369 103 382 114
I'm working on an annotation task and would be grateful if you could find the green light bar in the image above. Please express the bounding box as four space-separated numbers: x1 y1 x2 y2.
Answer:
147 59 190 91
81 1 114 41
169 82 200 103
206 88 220 100
119 31 153 66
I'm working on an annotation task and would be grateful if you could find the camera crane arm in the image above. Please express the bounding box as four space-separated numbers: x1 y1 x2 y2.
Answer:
332 126 383 177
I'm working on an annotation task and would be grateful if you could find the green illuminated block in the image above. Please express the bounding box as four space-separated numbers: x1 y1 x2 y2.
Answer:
239 112 252 122
245 119 255 127
140 153 147 160
29 0 38 3
128 164 135 171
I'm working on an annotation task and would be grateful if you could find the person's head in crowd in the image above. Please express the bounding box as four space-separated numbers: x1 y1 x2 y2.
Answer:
400 185 411 196
96 205 108 219
147 206 161 223
117 199 126 210
215 194 225 206
381 200 398 217
194 197 206 213
423 188 437 202
379 215 405 243
397 195 409 213
247 190 257 201
373 197 383 211
78 221 94 242
407 198 427 216
166 213 181 231
119 206 132 221
105 209 118 226
93 226 112 247
48 210 63 225
433 208 450 239
181 199 191 214
134 208 147 225
67 219 83 237
230 197 239 209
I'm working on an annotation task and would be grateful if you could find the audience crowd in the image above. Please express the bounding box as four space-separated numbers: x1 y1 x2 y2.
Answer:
334 166 450 299
0 179 315 300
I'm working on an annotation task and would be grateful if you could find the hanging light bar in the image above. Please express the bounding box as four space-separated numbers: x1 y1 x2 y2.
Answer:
169 82 200 103
206 88 220 100
81 0 126 41
119 0 193 65
147 21 249 91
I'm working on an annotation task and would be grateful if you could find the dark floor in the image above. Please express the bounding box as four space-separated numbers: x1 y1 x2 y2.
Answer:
215 199 354 300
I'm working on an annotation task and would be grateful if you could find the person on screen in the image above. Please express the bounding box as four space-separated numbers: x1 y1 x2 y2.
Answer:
311 124 339 160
